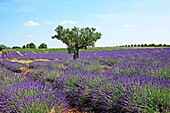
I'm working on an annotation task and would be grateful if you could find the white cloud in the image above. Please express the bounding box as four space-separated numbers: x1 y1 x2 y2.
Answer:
123 24 136 28
59 20 78 25
23 20 40 27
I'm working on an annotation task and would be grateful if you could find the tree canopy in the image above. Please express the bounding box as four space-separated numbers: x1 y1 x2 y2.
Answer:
38 43 48 49
12 46 21 49
0 44 8 51
52 25 102 59
23 43 36 49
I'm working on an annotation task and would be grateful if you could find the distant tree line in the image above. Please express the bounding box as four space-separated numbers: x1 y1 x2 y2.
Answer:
19 43 47 49
0 44 10 51
1 43 170 52
0 43 48 51
118 44 170 47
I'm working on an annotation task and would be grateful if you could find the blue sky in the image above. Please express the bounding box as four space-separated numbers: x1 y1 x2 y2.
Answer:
0 0 170 48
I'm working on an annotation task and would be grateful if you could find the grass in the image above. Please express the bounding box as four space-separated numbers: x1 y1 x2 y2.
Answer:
2 47 146 53
1 46 170 55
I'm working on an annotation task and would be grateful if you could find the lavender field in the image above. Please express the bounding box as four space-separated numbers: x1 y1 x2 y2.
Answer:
0 48 170 113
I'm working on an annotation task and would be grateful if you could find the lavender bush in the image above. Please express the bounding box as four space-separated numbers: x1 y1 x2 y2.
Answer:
53 69 170 112
0 60 28 73
0 65 25 89
0 80 68 113
0 48 170 112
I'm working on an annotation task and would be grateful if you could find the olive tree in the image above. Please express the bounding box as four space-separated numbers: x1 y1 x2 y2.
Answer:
52 25 102 59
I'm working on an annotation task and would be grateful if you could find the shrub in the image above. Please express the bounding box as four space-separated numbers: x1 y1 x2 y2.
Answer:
85 61 101 73
123 85 170 112
29 69 46 81
104 58 117 66
38 43 48 49
12 46 21 49
0 81 68 113
44 71 60 84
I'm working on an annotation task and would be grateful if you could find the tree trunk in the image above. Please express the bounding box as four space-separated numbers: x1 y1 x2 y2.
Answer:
73 48 79 59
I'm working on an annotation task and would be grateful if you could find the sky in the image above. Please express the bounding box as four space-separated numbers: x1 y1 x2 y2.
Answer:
0 0 170 48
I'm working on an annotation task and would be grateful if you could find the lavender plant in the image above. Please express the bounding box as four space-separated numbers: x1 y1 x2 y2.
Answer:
53 69 170 112
0 80 68 113
0 60 28 73
0 65 25 89
1 48 170 112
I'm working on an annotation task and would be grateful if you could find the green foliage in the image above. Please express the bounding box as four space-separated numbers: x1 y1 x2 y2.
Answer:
104 58 117 66
114 67 140 76
38 43 48 49
88 76 104 88
44 72 60 84
0 72 25 89
157 67 170 79
29 42 36 49
15 65 25 73
52 25 102 59
127 85 170 113
0 44 8 51
7 84 62 113
93 82 125 111
22 45 26 49
12 46 21 49
52 64 63 69
23 42 36 49
85 61 101 73
26 44 30 48
70 62 85 69
66 75 82 92
30 69 45 81
2 47 141 53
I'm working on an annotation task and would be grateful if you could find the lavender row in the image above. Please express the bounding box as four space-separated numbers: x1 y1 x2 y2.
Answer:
0 48 170 112
53 69 170 112
0 65 25 89
0 60 28 73
1 51 72 60
0 64 69 113
0 80 68 113
27 48 170 112
1 48 170 60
